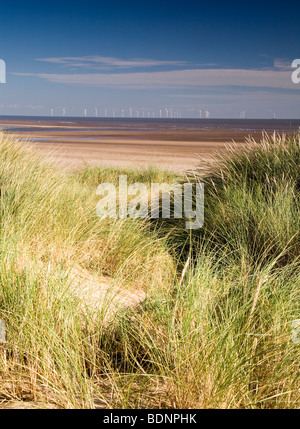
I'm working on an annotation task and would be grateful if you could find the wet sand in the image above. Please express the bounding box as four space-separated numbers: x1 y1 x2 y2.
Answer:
0 118 290 172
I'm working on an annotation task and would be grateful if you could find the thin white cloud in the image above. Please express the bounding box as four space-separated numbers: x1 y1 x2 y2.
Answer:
13 67 298 90
273 58 293 71
0 104 44 109
36 55 188 69
166 89 300 99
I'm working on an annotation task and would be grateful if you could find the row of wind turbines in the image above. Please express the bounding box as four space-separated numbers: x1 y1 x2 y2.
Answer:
50 107 213 119
50 107 258 119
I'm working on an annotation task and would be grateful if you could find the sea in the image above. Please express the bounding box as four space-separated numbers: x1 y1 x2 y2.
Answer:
0 116 300 135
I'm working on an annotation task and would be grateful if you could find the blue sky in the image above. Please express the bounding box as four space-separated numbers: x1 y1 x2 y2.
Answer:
0 0 300 118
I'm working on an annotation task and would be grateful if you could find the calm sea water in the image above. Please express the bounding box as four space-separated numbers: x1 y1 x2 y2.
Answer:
0 116 300 134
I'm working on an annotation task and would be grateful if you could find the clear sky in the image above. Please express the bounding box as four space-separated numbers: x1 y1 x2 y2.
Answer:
0 0 300 118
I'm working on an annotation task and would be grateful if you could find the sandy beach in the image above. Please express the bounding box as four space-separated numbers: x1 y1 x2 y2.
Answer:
0 118 297 172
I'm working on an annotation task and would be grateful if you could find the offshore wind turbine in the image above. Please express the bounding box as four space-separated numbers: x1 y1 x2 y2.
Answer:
165 108 168 118
62 107 66 117
84 108 87 117
95 107 98 117
129 107 132 118
159 109 162 119
50 108 54 117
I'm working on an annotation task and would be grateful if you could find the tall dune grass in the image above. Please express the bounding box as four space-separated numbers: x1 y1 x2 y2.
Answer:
200 132 300 267
0 131 299 408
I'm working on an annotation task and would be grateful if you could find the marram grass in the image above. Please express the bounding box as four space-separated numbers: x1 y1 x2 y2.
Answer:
0 131 299 408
